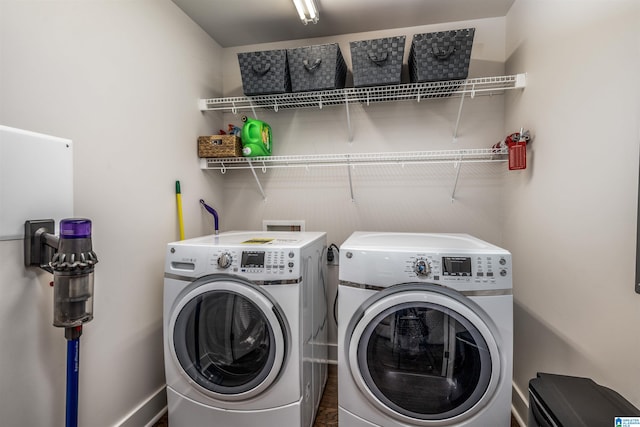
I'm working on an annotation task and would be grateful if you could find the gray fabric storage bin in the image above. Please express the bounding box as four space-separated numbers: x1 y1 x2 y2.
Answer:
409 28 475 83
287 43 347 92
350 36 405 87
237 49 291 96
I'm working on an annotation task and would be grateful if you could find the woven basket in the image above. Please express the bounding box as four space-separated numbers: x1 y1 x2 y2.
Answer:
409 28 475 83
350 36 405 87
198 136 242 158
287 43 347 92
237 49 291 96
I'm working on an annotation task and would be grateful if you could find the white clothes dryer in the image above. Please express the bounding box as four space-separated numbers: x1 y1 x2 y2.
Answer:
164 231 328 427
338 232 513 427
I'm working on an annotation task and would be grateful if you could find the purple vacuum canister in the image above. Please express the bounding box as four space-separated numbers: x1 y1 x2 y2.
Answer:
60 218 92 239
52 218 98 328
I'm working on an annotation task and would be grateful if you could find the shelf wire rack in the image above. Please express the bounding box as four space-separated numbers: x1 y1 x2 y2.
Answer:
201 147 509 202
201 147 508 171
199 74 526 112
198 74 525 201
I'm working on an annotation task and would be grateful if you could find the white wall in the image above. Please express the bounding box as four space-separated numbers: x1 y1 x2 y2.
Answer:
503 0 640 421
0 1 223 426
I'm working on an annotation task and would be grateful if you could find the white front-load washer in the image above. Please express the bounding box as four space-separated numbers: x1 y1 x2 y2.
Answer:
164 231 328 427
338 232 513 427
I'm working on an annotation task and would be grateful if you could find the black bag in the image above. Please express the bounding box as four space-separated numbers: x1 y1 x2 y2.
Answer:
409 28 475 83
287 43 347 92
237 49 291 96
350 36 405 87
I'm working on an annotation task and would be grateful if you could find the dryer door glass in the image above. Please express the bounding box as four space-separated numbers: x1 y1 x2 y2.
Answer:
173 290 278 395
357 301 492 420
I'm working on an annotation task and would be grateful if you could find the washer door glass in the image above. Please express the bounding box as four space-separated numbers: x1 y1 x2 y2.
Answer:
355 300 495 421
173 287 283 397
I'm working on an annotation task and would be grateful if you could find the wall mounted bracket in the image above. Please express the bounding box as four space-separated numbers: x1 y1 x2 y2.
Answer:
24 219 58 272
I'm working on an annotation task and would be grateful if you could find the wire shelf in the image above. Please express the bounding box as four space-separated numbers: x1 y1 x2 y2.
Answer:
197 74 526 201
199 74 526 112
200 147 508 171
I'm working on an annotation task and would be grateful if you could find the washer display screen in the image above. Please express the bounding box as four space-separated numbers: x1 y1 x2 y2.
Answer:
241 251 265 268
442 257 472 276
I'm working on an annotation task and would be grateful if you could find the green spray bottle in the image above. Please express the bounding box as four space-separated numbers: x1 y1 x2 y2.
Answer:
241 115 272 157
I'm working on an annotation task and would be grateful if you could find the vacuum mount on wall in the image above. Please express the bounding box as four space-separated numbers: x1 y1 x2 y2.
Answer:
24 218 98 427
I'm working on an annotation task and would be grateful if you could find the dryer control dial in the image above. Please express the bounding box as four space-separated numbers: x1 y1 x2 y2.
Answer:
414 258 431 277
217 252 233 269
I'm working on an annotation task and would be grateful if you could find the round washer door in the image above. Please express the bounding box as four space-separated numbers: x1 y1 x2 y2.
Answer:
169 275 287 401
346 284 501 425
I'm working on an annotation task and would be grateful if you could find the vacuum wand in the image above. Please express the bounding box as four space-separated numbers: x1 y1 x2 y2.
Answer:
65 326 82 427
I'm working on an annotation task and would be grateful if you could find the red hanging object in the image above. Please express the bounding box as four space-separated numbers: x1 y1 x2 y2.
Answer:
503 130 530 170
508 142 527 170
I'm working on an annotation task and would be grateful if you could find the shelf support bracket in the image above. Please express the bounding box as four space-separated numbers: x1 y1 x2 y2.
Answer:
451 153 464 202
249 100 258 119
247 159 267 201
346 156 355 202
344 93 353 142
452 82 470 142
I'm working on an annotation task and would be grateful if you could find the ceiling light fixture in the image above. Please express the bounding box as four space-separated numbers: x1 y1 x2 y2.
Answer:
292 0 318 25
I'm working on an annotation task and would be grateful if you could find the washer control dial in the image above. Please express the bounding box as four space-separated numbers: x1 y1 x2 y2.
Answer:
217 252 233 269
414 258 431 277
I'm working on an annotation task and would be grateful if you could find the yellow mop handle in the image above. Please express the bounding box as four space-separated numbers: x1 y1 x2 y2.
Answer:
175 180 185 240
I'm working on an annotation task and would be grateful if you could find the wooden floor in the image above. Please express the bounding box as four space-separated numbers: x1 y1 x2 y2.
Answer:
313 365 338 426
154 365 518 426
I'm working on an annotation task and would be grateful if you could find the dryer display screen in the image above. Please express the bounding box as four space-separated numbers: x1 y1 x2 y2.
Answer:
442 257 472 276
241 251 265 268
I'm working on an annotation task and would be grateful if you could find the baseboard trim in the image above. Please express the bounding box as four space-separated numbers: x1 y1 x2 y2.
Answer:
115 385 167 427
145 405 167 427
512 381 529 426
117 383 528 426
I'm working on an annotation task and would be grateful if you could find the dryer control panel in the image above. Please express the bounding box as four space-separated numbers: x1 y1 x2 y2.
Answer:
339 232 512 292
341 249 511 292
405 253 510 287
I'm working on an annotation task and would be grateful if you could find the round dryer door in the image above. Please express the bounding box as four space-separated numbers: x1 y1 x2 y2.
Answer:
346 283 502 425
169 276 287 401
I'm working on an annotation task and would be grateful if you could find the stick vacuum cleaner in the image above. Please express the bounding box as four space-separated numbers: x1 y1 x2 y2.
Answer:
25 218 98 427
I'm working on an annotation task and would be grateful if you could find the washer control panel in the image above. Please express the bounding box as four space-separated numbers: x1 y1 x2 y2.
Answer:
211 248 299 278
